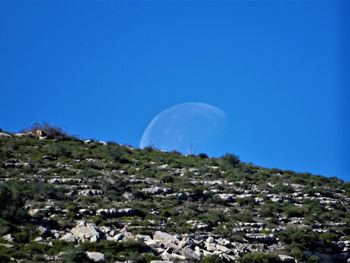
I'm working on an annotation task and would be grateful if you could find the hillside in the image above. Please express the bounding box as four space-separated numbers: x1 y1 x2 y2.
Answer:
0 126 349 263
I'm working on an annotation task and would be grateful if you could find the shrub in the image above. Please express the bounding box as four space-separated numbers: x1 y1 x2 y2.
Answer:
259 202 280 217
198 153 209 159
221 153 240 168
239 252 280 263
0 184 28 223
278 227 319 250
200 255 221 263
307 255 320 263
283 204 309 218
22 123 71 140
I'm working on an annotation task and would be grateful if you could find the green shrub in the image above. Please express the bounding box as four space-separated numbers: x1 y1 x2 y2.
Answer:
200 255 221 263
259 202 280 217
307 255 320 263
221 153 240 168
0 184 27 223
278 227 319 249
239 252 280 263
283 204 309 217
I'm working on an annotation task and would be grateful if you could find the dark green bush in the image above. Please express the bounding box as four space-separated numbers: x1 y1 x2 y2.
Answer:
200 255 221 263
283 204 309 218
239 252 280 263
221 153 240 168
0 184 27 223
307 255 320 263
278 227 319 250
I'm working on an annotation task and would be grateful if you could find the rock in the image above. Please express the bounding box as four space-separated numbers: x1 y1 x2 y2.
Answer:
96 208 137 218
217 194 235 202
181 247 200 260
79 189 103 196
153 231 179 244
216 244 230 253
86 251 105 262
37 226 48 235
135 234 152 242
2 234 14 242
0 243 14 248
34 236 43 242
142 187 172 195
0 132 12 138
278 255 296 262
71 221 100 242
113 233 124 241
60 233 76 243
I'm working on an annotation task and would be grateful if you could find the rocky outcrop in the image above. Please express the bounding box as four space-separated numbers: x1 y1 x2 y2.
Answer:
86 251 105 262
70 221 100 242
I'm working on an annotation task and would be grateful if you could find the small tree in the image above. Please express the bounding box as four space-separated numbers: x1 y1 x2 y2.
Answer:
221 153 240 168
0 184 28 223
22 123 71 140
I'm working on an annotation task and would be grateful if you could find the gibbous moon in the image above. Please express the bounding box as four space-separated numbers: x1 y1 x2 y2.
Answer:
140 102 228 155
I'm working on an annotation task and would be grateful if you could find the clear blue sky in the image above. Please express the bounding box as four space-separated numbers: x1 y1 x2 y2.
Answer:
1 0 349 181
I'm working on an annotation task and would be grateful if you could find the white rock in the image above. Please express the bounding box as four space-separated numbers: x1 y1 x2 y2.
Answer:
278 255 296 262
86 251 105 262
34 236 43 242
153 231 179 244
135 234 152 242
37 226 47 235
2 234 14 242
71 221 100 242
0 132 12 138
60 233 76 243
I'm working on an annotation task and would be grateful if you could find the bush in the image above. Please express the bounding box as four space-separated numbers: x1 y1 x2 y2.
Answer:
200 255 221 263
239 252 280 263
283 204 309 218
198 153 209 159
22 123 71 140
278 227 319 250
221 153 240 168
307 255 320 263
0 184 27 223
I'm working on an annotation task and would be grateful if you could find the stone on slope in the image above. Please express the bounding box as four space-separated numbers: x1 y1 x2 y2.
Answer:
153 231 179 244
60 233 76 243
71 221 100 242
86 251 105 262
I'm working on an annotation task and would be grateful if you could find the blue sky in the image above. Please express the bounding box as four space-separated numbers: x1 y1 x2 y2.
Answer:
1 0 349 181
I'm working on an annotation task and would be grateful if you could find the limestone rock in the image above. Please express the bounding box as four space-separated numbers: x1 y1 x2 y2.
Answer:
86 251 105 262
60 233 76 243
278 255 296 263
71 221 100 242
153 231 179 244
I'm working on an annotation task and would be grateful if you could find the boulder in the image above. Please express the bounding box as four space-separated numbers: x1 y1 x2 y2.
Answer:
217 194 235 202
278 255 296 263
60 233 76 243
0 132 12 138
181 247 200 260
2 234 13 242
135 234 152 242
71 221 100 242
153 231 179 244
86 251 105 262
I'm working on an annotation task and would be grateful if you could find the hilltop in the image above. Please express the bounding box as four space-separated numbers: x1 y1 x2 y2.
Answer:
0 125 349 263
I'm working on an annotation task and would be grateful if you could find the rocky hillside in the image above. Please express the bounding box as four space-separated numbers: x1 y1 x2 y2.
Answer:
0 126 349 263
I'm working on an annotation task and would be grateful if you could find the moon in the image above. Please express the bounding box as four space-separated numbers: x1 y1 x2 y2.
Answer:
140 102 228 155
